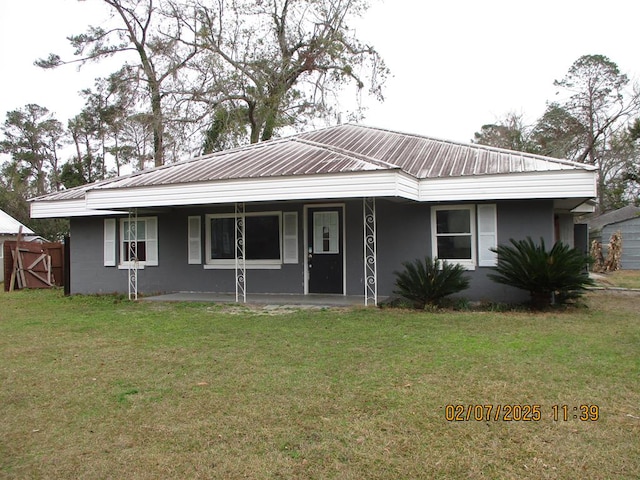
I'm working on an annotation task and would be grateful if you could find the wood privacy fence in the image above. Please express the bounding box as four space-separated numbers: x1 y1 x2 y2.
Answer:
3 241 64 291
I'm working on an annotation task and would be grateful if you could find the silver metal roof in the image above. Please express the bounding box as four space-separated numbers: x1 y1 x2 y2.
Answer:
33 124 595 202
0 209 34 235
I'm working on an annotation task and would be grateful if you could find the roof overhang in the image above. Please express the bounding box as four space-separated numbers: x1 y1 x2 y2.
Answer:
30 168 598 218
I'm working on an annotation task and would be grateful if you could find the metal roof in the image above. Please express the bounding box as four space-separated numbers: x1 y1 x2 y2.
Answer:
0 209 34 235
33 124 595 202
589 205 640 232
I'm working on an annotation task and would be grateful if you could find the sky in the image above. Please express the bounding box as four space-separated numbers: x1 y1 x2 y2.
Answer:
0 0 639 148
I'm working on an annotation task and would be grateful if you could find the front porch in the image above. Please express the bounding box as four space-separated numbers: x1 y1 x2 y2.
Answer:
141 292 382 307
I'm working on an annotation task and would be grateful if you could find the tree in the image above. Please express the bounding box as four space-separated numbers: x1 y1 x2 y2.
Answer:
0 104 65 197
475 56 640 211
552 54 640 209
37 0 198 167
202 107 248 153
529 103 586 159
473 112 536 153
184 0 388 144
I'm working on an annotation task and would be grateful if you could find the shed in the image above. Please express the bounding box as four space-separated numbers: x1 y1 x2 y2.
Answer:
589 205 640 270
0 209 35 283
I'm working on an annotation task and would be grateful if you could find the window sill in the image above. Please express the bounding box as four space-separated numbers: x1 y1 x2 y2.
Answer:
204 262 282 270
118 263 149 270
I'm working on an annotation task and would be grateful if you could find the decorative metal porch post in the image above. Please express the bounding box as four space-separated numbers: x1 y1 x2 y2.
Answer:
363 197 377 306
235 202 246 303
127 208 138 300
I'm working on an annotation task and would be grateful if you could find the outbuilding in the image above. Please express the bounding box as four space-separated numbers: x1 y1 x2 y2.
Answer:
589 205 640 270
0 209 35 283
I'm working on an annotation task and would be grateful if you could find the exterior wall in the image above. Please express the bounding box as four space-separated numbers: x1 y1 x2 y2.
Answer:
555 213 575 247
70 203 308 295
601 219 640 270
69 198 555 303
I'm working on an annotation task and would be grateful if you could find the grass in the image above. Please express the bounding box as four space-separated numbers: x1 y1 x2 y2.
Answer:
1 289 639 479
593 269 640 289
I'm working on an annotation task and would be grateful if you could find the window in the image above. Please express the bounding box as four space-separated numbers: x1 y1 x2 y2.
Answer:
431 205 497 268
123 219 147 261
205 212 292 268
313 211 339 254
117 217 158 267
432 206 475 267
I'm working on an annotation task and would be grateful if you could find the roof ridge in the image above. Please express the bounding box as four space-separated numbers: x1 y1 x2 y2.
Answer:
294 137 400 170
341 123 597 171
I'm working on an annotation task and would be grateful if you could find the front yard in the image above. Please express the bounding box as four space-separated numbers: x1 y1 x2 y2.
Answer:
1 288 639 479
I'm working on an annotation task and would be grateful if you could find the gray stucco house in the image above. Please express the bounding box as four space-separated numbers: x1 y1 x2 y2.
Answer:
589 205 640 270
30 124 597 304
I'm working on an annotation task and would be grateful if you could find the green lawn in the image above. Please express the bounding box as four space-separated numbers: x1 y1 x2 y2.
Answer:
594 269 640 289
1 289 639 479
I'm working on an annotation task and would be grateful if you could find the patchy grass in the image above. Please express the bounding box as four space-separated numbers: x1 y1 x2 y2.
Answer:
1 288 639 479
594 270 640 289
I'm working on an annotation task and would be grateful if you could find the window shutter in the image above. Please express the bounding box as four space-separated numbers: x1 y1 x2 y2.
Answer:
188 216 202 264
477 204 497 267
145 217 158 266
282 212 298 264
104 219 116 267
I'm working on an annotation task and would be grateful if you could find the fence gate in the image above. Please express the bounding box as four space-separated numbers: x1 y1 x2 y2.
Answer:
3 241 64 292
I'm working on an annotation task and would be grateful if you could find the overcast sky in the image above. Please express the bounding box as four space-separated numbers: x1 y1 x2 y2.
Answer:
0 0 638 147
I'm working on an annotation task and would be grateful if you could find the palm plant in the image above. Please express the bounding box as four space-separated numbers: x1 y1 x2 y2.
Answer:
488 237 594 309
393 257 470 309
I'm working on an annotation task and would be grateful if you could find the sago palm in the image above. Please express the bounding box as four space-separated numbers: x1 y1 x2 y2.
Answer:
394 257 470 309
488 237 593 309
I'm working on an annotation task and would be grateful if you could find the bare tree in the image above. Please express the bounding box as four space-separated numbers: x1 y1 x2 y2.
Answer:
36 0 198 166
552 54 640 208
180 0 388 144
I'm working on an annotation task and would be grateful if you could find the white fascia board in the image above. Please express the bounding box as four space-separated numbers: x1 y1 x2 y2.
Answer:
84 171 419 210
30 199 127 218
419 170 597 202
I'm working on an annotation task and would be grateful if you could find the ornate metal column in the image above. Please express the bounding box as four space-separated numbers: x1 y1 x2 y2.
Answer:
127 208 138 300
363 197 377 306
235 202 246 303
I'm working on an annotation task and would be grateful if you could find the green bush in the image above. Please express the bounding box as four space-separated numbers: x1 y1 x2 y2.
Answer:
393 257 470 309
488 237 594 310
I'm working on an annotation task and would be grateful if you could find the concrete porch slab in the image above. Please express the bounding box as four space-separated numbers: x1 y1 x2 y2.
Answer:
140 292 380 307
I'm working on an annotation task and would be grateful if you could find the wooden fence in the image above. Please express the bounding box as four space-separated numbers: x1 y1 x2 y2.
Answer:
3 240 64 292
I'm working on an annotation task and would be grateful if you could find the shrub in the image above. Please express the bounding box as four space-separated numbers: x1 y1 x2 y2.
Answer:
393 257 470 309
488 237 594 310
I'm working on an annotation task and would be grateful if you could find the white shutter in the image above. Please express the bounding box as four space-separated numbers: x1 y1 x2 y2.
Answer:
477 204 497 267
188 216 202 264
145 217 158 266
104 218 116 267
282 212 298 264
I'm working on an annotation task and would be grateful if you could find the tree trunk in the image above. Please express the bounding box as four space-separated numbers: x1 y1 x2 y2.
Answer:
150 83 164 166
530 291 552 310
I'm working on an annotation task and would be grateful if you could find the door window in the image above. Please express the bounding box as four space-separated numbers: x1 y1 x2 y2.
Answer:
313 211 339 254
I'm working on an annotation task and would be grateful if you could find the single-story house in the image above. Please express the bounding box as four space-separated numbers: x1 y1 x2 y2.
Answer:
589 205 640 270
1 209 35 283
30 124 597 304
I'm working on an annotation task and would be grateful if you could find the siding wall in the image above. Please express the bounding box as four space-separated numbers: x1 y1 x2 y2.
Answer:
601 219 640 270
69 199 554 302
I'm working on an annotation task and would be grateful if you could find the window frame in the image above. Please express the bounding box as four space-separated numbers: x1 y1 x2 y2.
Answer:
118 216 158 268
431 205 477 269
204 211 284 269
